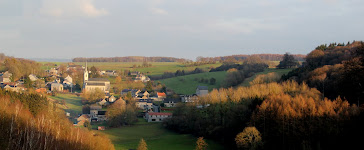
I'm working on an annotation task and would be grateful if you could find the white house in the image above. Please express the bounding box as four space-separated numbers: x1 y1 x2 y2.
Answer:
196 86 208 96
145 112 172 122
29 74 39 82
51 83 63 92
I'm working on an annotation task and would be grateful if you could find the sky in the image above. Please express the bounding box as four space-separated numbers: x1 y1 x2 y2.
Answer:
0 0 363 60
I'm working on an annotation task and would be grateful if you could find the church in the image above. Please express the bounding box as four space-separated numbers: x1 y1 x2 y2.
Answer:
83 63 110 93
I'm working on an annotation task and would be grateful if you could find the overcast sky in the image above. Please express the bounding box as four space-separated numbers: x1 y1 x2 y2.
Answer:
0 0 363 60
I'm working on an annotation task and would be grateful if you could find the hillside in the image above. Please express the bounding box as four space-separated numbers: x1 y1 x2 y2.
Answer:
159 71 227 95
72 56 189 62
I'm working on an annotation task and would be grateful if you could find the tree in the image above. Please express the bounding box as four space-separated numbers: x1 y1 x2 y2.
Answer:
235 127 262 150
146 81 153 93
84 121 92 130
137 138 148 150
23 76 33 89
115 76 122 84
209 78 216 85
195 137 208 150
277 53 299 69
90 66 100 78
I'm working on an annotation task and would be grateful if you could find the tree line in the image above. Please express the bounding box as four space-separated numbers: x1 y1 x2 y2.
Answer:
197 54 305 63
72 56 188 62
150 68 205 80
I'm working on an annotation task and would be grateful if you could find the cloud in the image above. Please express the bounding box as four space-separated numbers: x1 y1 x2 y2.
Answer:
39 0 109 18
150 7 168 15
208 18 282 34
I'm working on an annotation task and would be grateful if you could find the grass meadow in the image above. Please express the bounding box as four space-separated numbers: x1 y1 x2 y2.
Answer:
49 93 83 118
158 71 227 95
96 118 224 150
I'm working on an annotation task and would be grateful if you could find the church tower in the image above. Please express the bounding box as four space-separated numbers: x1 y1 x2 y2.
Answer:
84 61 88 82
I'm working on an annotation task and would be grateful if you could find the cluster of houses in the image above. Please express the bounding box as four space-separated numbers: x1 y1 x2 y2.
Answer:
118 85 209 123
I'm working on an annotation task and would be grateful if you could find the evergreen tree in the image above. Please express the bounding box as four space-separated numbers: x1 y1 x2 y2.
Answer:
137 138 148 150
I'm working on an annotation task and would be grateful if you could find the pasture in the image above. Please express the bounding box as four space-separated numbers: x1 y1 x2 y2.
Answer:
96 118 224 150
158 71 227 95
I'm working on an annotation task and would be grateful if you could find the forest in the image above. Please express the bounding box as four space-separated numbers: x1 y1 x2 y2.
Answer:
164 41 364 150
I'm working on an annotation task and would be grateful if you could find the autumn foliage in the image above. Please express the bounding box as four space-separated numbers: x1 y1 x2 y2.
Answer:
0 90 115 150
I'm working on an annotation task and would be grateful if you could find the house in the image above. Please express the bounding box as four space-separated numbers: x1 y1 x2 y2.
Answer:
121 89 140 97
134 74 150 82
181 95 198 103
108 95 116 103
163 98 181 107
83 63 110 93
63 75 73 87
90 105 102 118
0 71 12 83
28 74 39 82
97 111 107 121
49 68 58 76
105 70 117 76
145 112 172 122
98 99 108 106
157 92 166 99
3 84 23 93
138 91 150 98
196 86 208 96
130 71 140 76
77 114 90 122
51 83 64 92
136 99 153 109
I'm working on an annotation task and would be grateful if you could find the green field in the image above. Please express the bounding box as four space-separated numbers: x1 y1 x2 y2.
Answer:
159 71 227 95
97 118 224 150
240 68 293 86
49 94 83 117
71 62 221 76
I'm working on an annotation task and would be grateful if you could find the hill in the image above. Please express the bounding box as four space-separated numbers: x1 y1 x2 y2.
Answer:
159 71 227 95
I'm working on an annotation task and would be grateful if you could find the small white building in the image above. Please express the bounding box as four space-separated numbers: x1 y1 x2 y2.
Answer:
51 83 63 92
145 112 172 122
29 74 39 82
196 86 208 96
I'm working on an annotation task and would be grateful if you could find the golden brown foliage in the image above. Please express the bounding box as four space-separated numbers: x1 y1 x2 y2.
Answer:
249 72 281 86
137 138 148 150
0 94 115 150
235 127 262 150
195 137 208 150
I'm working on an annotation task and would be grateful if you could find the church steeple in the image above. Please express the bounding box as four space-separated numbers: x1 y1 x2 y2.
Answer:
84 61 88 82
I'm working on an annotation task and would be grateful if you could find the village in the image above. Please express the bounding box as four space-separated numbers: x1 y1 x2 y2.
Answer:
0 62 209 131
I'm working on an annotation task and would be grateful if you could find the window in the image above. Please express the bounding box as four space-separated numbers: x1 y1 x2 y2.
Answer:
152 119 156 121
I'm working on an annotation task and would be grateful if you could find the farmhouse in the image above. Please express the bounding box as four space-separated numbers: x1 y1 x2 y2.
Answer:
136 99 153 109
163 98 181 107
63 75 73 87
0 71 12 83
180 95 198 103
83 63 110 93
51 83 63 92
196 86 208 96
28 74 39 82
157 92 166 99
145 112 172 122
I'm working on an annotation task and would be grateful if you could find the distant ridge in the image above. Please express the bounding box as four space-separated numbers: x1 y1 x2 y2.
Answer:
28 58 72 62
72 56 189 62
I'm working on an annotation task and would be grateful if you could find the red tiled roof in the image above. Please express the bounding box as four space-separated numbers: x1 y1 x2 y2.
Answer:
157 92 166 97
148 112 172 116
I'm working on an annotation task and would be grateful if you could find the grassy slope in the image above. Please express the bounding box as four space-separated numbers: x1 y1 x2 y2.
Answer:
97 119 224 150
240 68 293 86
49 94 83 117
158 71 227 95
72 62 222 76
